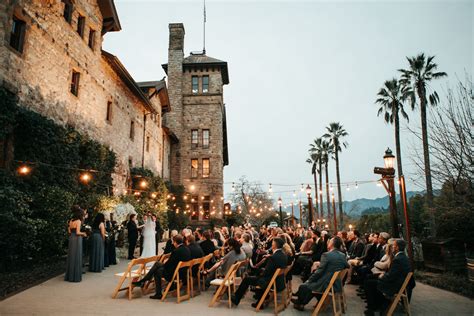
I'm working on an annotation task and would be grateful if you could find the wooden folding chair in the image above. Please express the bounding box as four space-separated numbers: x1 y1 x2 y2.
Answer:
189 257 204 297
140 255 162 294
198 253 214 291
160 253 171 263
255 268 288 315
285 262 295 306
233 259 249 288
311 270 342 316
208 261 241 308
161 260 193 303
386 272 413 316
112 258 148 300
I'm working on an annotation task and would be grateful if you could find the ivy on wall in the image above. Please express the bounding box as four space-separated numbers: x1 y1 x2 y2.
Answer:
0 87 116 271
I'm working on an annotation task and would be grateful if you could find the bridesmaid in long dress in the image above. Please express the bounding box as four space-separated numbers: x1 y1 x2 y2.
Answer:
65 205 87 282
89 213 106 272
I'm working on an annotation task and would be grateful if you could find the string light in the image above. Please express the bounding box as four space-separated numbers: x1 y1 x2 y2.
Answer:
18 165 30 175
268 183 272 192
300 184 304 192
231 182 235 191
151 193 157 198
80 172 92 183
139 180 148 188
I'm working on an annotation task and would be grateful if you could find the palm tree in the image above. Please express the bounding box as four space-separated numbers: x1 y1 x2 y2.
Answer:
307 145 321 219
324 122 348 230
399 53 447 236
320 140 333 221
309 138 324 217
375 78 409 185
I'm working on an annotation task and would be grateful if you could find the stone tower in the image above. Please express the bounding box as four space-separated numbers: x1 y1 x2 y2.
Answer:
163 23 229 223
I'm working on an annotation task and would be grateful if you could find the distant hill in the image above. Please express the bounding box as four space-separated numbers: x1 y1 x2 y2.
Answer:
282 191 424 218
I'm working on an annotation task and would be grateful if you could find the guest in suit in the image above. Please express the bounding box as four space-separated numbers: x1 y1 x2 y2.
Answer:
186 234 204 259
231 237 288 308
133 235 191 299
364 239 414 316
291 236 349 311
301 229 325 280
348 230 365 259
164 230 178 254
126 214 138 259
200 230 217 256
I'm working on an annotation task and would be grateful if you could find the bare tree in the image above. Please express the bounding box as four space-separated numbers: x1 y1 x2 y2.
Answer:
230 176 276 227
408 76 473 194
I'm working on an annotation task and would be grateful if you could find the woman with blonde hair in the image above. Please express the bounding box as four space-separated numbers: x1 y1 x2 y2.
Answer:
371 239 394 275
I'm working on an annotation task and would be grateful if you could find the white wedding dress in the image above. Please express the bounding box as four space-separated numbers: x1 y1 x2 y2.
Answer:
141 218 156 258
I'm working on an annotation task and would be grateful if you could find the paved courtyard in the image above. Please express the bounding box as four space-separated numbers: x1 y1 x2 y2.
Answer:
1 256 473 315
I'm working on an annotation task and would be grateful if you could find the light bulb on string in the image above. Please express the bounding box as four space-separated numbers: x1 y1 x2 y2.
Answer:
139 179 148 188
355 182 359 189
300 184 304 192
80 172 92 183
231 182 235 191
18 165 31 175
268 183 272 193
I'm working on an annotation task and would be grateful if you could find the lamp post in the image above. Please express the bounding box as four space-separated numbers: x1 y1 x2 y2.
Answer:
332 193 338 233
306 185 314 228
291 202 295 227
278 197 283 228
374 148 400 238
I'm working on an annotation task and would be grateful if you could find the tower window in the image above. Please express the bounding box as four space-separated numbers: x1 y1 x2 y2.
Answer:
9 16 26 53
191 159 198 178
77 15 85 38
202 129 210 149
88 29 96 50
146 136 150 152
202 158 210 178
192 76 199 94
202 76 209 93
129 120 135 140
62 0 73 24
191 129 198 149
106 101 113 122
70 70 80 96
203 196 210 219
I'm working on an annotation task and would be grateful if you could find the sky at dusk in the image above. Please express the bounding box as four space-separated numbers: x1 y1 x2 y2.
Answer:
103 0 473 205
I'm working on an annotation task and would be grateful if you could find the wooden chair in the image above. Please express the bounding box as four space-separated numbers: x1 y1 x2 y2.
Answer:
161 260 193 303
233 259 249 288
208 261 241 308
255 268 288 315
311 270 342 316
112 258 149 300
285 262 295 306
139 255 163 294
198 253 214 291
189 257 205 297
385 272 413 316
160 253 171 263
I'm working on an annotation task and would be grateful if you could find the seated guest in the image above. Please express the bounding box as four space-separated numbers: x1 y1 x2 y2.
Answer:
241 233 254 259
364 239 414 316
346 232 374 283
300 231 315 253
291 230 317 276
200 230 217 256
291 236 349 311
133 235 191 299
186 235 204 259
186 234 204 277
371 242 393 275
204 238 246 286
348 230 365 260
163 230 178 254
194 228 204 244
231 237 288 308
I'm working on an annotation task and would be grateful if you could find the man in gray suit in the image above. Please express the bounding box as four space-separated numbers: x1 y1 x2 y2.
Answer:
291 236 349 311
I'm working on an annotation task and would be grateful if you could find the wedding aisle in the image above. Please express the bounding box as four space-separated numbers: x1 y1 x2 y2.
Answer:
0 259 472 315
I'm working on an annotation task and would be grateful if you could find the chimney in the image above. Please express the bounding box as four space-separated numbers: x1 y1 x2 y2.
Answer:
169 23 185 52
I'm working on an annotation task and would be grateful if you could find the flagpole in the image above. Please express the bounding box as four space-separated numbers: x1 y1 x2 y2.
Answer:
203 0 206 54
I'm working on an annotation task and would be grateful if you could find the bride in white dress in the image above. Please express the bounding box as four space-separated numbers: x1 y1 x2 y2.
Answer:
141 216 156 258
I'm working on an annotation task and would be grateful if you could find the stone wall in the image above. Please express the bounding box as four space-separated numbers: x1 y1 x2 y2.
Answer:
163 23 227 220
0 0 168 192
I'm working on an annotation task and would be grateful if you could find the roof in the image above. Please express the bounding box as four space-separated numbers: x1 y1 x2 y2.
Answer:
98 0 121 34
102 50 157 114
137 80 171 113
162 126 179 143
162 52 229 85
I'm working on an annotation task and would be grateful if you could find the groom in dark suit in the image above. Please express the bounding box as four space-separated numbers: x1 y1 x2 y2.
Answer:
291 236 349 311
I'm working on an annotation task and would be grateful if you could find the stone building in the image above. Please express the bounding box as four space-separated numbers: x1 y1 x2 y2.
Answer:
162 23 229 221
0 0 172 192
